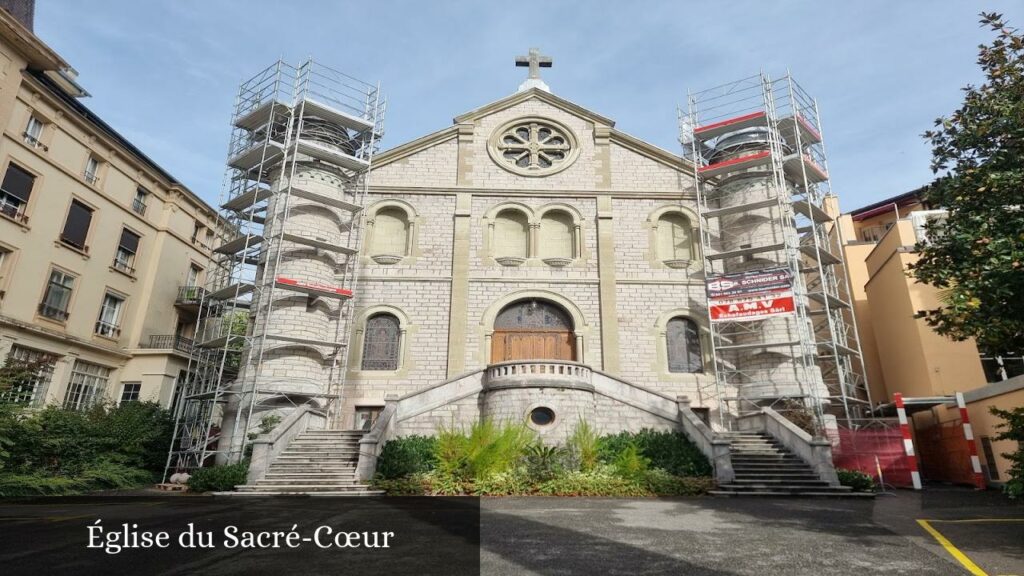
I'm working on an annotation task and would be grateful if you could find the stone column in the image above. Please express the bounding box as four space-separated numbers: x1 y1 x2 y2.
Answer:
595 195 620 374
446 192 472 376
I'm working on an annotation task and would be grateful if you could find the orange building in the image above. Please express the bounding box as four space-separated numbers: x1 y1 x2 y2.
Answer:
835 190 1022 486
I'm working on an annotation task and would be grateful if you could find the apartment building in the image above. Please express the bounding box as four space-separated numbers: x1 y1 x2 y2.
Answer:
835 189 1023 484
0 3 220 411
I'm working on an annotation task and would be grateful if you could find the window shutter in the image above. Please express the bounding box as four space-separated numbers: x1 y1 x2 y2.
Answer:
61 201 93 247
119 229 140 254
1 164 35 202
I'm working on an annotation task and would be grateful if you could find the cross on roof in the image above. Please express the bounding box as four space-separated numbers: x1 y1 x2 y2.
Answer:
514 48 552 92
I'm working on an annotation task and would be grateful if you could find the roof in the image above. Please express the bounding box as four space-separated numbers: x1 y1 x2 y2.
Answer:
29 70 215 215
848 187 928 221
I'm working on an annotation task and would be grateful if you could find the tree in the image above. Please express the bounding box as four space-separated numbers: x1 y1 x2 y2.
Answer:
910 13 1024 354
989 406 1024 499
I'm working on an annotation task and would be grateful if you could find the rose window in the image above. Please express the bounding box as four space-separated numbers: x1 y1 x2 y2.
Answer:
488 117 579 176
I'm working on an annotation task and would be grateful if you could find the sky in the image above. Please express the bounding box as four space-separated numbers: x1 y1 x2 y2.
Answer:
38 1 1024 211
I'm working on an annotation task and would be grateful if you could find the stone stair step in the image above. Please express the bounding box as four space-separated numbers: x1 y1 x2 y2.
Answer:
237 484 374 491
709 490 874 498
218 490 384 497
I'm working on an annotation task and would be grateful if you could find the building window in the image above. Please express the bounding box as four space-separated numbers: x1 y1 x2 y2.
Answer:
354 406 382 431
63 360 110 411
529 406 555 427
0 345 56 405
0 163 35 222
113 229 140 275
494 209 529 261
657 213 693 263
95 292 124 338
120 382 141 404
39 268 75 321
370 207 410 258
132 187 148 216
539 210 574 261
0 247 10 296
84 156 100 185
360 313 401 371
24 115 45 149
186 263 201 287
667 317 702 373
60 199 94 252
488 117 580 176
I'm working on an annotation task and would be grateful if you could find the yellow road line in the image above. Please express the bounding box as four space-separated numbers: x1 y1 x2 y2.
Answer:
917 519 989 576
926 519 1024 524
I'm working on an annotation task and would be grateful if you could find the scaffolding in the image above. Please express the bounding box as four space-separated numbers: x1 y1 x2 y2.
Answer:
164 59 385 477
682 73 870 428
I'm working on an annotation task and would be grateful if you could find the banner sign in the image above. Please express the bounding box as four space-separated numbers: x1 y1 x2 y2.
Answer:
706 268 793 299
709 293 795 322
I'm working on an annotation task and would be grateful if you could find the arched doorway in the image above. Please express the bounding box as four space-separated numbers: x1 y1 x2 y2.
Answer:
491 300 576 362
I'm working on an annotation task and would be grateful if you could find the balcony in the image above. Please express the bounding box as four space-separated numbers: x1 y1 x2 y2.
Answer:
485 360 593 392
84 171 99 186
0 200 28 224
132 197 148 216
111 257 135 276
143 334 194 354
175 285 207 314
95 321 121 338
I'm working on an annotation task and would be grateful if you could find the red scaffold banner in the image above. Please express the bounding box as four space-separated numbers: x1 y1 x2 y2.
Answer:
709 293 795 322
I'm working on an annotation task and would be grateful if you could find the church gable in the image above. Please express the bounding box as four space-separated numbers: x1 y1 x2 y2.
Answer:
370 128 460 188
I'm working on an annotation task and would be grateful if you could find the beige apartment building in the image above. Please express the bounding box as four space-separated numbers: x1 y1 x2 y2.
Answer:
0 4 220 411
836 190 1023 484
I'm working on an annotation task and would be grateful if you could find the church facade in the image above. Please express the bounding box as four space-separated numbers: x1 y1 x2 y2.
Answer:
339 84 717 438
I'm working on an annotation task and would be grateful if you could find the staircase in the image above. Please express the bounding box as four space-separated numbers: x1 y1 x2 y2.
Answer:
232 430 382 496
710 431 870 498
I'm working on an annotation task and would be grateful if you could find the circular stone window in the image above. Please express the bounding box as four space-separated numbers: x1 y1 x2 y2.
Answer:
529 406 556 427
488 117 580 177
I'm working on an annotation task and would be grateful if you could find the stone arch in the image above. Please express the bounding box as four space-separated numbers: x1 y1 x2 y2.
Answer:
480 290 590 365
647 204 700 269
652 307 710 379
364 199 419 265
348 305 412 376
483 202 535 264
536 202 584 262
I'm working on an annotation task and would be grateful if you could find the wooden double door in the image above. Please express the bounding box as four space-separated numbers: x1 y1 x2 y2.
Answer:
490 300 576 363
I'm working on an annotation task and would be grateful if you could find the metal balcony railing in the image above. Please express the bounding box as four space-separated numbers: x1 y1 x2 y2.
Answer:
38 303 69 322
132 197 148 216
176 285 207 306
143 334 194 354
95 320 121 338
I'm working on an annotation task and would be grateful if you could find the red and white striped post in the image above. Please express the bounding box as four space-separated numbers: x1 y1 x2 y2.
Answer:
894 393 922 490
955 392 986 490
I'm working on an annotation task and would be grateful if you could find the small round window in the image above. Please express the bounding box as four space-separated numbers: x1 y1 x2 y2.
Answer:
529 407 555 427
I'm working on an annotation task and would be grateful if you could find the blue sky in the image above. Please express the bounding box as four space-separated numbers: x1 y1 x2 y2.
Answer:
39 1 1023 211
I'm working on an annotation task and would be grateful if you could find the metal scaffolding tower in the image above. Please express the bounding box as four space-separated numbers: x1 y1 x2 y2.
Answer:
682 73 870 427
164 59 385 477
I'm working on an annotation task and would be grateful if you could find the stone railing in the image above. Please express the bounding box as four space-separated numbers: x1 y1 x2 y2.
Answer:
246 404 326 484
355 396 398 482
677 396 735 485
736 407 839 486
486 360 592 391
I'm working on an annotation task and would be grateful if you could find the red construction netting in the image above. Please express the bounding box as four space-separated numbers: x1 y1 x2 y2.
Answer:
826 425 915 488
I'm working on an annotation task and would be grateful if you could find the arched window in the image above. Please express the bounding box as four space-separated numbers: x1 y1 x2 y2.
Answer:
494 209 528 258
370 207 410 257
657 213 693 261
361 313 401 371
666 317 702 373
540 210 574 259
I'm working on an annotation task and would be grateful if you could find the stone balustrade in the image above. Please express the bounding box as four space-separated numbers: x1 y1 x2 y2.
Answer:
485 360 593 391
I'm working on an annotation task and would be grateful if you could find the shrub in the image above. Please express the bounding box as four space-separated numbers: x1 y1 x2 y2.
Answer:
990 406 1024 499
523 443 568 482
434 420 534 482
187 461 250 493
90 402 174 473
473 470 533 496
372 474 430 496
567 419 599 472
0 473 86 497
79 459 154 490
643 468 713 496
376 435 437 480
836 469 875 492
537 468 650 497
612 443 650 481
597 429 711 477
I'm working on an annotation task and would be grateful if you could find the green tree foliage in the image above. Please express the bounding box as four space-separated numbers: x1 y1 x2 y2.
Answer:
187 461 250 493
911 13 1024 353
990 406 1024 499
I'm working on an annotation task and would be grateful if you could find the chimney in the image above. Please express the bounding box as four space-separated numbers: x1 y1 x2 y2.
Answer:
0 0 34 31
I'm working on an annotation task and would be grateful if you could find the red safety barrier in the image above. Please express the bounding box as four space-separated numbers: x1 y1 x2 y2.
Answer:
826 423 917 489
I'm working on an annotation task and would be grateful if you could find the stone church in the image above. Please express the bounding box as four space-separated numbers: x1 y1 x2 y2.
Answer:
339 57 715 440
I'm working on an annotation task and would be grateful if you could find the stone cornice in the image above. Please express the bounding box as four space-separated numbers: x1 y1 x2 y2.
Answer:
0 10 66 72
367 184 697 200
609 129 695 175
